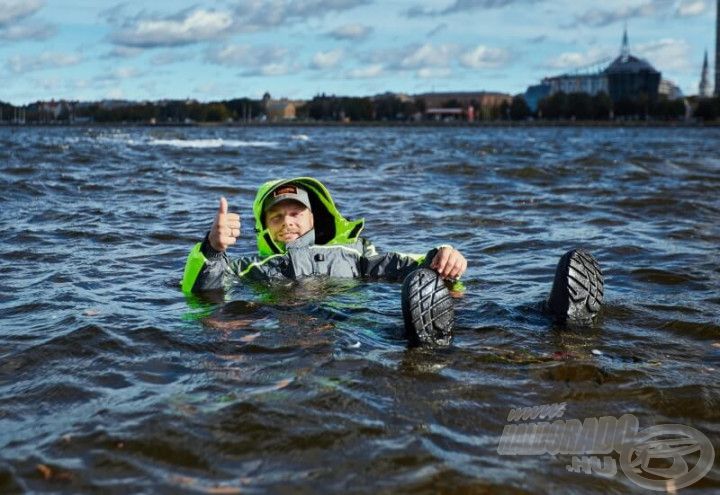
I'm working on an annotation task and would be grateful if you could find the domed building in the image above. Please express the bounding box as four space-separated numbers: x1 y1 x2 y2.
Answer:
604 29 661 103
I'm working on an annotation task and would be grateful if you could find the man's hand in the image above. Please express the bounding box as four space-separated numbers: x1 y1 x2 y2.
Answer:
430 246 467 280
209 197 240 252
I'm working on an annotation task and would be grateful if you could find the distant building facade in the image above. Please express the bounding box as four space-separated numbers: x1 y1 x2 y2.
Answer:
659 79 683 100
542 73 608 96
603 29 661 102
265 99 297 120
524 83 551 112
526 28 664 108
414 91 511 110
262 93 300 121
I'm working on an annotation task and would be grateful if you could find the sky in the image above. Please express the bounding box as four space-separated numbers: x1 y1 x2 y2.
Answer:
0 0 716 104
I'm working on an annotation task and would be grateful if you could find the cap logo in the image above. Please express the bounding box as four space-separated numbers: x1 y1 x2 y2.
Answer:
273 185 297 197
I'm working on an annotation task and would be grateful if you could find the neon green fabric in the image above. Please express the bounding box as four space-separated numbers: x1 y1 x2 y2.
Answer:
181 242 208 294
253 177 365 257
447 279 466 293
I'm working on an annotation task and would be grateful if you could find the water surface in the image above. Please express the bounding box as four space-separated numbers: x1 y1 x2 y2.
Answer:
1 126 719 493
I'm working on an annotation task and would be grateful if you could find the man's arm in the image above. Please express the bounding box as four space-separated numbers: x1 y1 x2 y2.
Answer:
360 245 467 286
181 196 247 293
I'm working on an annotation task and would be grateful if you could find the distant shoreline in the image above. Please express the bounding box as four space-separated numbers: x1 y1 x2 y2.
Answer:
0 120 718 128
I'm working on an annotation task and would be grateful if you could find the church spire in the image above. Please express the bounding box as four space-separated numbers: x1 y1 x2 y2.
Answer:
700 50 711 97
621 24 630 62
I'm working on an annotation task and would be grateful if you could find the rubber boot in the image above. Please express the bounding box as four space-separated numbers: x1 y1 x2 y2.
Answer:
401 268 454 346
546 249 604 325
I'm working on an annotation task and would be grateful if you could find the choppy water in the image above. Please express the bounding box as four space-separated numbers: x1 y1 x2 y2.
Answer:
1 125 719 494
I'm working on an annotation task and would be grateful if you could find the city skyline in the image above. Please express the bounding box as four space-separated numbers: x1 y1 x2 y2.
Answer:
0 0 716 105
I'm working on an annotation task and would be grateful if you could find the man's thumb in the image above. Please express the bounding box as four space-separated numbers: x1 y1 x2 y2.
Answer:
218 196 228 215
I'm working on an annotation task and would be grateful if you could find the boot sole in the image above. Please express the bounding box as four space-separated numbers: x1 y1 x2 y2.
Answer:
546 249 604 325
401 268 454 346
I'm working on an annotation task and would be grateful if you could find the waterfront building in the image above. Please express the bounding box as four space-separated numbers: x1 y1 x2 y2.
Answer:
659 79 683 100
524 83 551 112
604 28 661 102
413 91 511 110
542 73 608 96
527 28 663 107
699 50 711 97
265 99 298 121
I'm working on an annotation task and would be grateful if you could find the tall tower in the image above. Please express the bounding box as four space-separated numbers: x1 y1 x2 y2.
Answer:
700 50 711 97
715 0 719 95
621 25 630 62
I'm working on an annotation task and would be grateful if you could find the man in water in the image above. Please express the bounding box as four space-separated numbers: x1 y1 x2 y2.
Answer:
182 177 603 345
182 177 467 345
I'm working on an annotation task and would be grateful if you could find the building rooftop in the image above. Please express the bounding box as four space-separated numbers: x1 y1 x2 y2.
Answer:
604 54 659 75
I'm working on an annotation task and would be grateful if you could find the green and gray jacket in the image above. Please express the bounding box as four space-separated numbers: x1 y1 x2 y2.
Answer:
181 177 450 293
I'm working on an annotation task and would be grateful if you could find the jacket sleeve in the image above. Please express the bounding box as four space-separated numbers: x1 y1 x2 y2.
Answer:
180 234 260 293
360 245 467 293
360 247 438 282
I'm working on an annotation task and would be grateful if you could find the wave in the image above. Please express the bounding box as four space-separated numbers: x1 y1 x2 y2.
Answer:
147 138 280 148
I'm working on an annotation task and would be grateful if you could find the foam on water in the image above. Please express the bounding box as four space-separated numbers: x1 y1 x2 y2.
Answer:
148 138 279 148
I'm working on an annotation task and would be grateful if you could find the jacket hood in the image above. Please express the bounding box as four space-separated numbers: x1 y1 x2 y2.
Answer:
252 177 365 257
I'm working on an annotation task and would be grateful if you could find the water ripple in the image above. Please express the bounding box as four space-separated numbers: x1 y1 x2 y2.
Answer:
1 126 719 493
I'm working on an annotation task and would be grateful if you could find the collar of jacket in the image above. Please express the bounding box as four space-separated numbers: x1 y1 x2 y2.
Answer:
284 229 316 250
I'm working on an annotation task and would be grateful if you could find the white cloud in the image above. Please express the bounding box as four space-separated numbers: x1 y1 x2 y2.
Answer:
328 23 372 40
540 48 610 70
407 0 542 17
311 49 344 69
0 0 53 42
348 64 384 78
460 45 512 69
103 46 145 59
399 43 456 69
676 0 707 16
107 1 371 47
7 52 81 73
635 38 693 71
93 66 141 84
417 67 452 78
256 63 292 76
111 9 234 47
0 0 44 25
572 0 675 27
112 67 140 79
37 76 61 91
106 88 125 99
151 51 193 65
0 23 54 40
239 0 371 28
206 44 288 68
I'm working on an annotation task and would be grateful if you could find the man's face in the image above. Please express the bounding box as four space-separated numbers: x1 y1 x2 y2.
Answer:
264 200 314 244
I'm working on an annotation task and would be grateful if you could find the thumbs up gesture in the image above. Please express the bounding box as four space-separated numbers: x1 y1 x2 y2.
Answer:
209 197 241 252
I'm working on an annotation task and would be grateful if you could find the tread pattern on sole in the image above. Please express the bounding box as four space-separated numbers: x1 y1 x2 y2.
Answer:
547 249 604 324
401 268 454 347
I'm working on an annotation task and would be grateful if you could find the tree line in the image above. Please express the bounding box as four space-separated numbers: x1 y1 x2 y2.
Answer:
2 93 719 123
